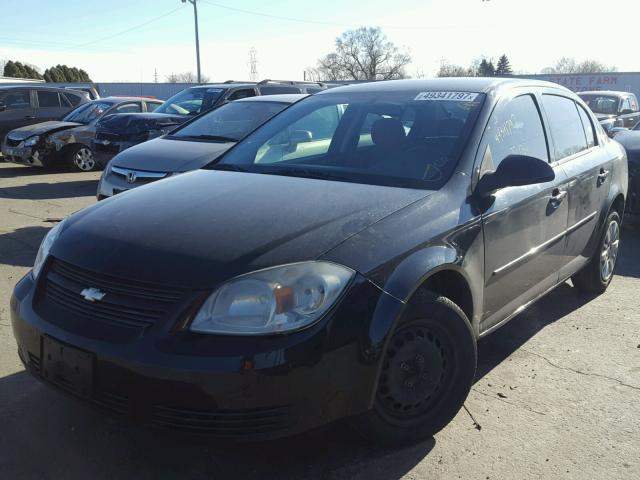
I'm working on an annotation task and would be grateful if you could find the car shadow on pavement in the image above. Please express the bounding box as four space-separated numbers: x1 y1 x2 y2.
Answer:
0 370 434 480
616 227 640 278
1 180 99 200
0 225 50 268
0 165 57 178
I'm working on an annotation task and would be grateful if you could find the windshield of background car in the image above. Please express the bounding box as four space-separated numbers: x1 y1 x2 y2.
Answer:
214 90 485 189
579 94 620 115
169 101 291 142
154 87 225 115
62 101 112 124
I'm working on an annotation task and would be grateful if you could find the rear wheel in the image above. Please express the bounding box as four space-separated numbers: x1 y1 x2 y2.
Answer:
572 210 621 294
66 145 97 172
352 291 476 445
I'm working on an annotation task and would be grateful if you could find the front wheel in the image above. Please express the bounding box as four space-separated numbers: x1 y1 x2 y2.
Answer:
572 210 621 294
352 291 477 445
66 145 97 172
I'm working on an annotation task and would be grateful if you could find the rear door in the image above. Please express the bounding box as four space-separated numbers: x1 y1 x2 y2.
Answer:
0 88 35 139
540 94 612 279
480 91 570 332
35 90 68 122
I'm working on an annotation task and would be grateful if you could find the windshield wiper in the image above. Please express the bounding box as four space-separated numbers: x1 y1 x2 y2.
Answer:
176 134 238 142
259 166 349 182
207 163 249 172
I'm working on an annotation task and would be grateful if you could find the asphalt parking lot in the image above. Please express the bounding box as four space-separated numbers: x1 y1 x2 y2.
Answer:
0 162 638 480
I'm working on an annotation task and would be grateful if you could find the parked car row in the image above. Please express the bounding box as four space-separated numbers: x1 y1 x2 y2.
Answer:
1 79 328 171
10 78 630 445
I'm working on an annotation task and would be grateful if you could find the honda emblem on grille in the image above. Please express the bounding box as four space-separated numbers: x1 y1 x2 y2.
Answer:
127 171 137 183
80 287 106 302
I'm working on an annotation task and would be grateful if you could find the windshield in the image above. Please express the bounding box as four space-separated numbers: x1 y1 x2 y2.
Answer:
62 101 112 124
154 87 225 115
169 101 291 142
579 94 620 115
213 90 485 189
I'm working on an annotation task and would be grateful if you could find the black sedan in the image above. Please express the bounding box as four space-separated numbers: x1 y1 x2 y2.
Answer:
10 78 628 444
613 122 640 223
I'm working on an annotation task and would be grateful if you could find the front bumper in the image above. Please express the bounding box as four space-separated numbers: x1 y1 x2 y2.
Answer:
97 167 169 200
1 143 44 167
11 270 391 440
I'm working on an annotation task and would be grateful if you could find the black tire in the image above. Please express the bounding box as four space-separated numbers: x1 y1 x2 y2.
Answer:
65 144 98 172
572 210 621 295
352 290 477 445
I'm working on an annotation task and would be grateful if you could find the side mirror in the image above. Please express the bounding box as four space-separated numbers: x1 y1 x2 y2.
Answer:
0 101 6 112
620 108 634 115
476 155 555 198
290 130 312 146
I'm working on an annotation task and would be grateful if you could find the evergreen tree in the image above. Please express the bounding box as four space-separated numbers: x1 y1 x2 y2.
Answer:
495 55 513 75
478 59 496 77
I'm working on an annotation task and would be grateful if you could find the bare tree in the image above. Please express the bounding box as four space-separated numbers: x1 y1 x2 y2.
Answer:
309 27 411 81
165 71 210 83
436 63 475 78
542 57 617 74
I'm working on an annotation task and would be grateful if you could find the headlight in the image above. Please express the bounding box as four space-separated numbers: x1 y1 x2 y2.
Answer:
190 261 354 335
23 135 40 147
32 219 66 279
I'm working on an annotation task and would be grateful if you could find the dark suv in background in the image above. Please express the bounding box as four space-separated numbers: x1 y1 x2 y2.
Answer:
578 90 640 135
91 79 327 164
0 86 89 141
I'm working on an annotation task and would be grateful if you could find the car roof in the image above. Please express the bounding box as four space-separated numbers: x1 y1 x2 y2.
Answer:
578 90 632 97
316 77 569 95
0 85 71 92
234 93 309 104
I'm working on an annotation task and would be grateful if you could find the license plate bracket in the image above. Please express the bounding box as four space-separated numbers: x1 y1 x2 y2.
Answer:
42 336 94 399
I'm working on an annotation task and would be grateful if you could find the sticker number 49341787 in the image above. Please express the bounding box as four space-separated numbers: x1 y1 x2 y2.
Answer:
414 91 479 102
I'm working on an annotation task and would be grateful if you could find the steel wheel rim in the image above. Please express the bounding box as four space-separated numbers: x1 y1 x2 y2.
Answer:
376 325 447 421
600 219 620 282
74 148 95 171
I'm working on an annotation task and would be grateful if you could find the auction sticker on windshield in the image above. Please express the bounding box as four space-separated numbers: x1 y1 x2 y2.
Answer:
414 92 479 101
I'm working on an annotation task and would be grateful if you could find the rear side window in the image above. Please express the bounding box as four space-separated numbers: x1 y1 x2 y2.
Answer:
63 92 83 106
542 95 588 160
259 86 301 95
227 89 256 101
37 90 61 108
483 94 549 169
577 104 596 148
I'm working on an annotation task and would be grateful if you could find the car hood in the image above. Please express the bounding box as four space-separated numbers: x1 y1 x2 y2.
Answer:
111 137 234 172
615 131 640 159
53 170 432 288
6 121 83 140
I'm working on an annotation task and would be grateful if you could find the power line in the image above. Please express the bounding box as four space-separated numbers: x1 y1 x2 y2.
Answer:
199 0 472 30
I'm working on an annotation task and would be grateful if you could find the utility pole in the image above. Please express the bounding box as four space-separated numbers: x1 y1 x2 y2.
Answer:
182 0 202 83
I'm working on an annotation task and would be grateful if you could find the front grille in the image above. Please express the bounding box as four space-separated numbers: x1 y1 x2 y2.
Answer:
44 258 185 332
5 138 21 147
150 405 296 435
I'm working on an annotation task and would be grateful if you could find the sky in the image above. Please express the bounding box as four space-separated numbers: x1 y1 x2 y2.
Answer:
1 0 639 83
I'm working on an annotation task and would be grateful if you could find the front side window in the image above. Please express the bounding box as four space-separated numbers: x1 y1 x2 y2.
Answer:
170 101 290 142
37 91 61 108
214 91 485 189
579 94 620 115
154 88 225 115
62 101 113 124
620 97 632 113
542 95 588 160
482 94 548 170
0 90 30 110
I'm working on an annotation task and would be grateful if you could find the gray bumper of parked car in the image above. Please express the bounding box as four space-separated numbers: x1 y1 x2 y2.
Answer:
97 165 170 200
1 142 45 167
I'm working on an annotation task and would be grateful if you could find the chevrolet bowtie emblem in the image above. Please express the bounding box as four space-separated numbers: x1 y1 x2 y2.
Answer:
80 287 106 302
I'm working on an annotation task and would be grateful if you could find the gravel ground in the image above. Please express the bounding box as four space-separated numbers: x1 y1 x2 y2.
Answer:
1 162 638 479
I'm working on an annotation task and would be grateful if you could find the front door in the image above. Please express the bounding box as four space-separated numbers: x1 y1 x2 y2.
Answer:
479 93 569 332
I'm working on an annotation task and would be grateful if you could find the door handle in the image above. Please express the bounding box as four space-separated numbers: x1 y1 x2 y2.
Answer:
597 168 610 185
550 188 567 207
